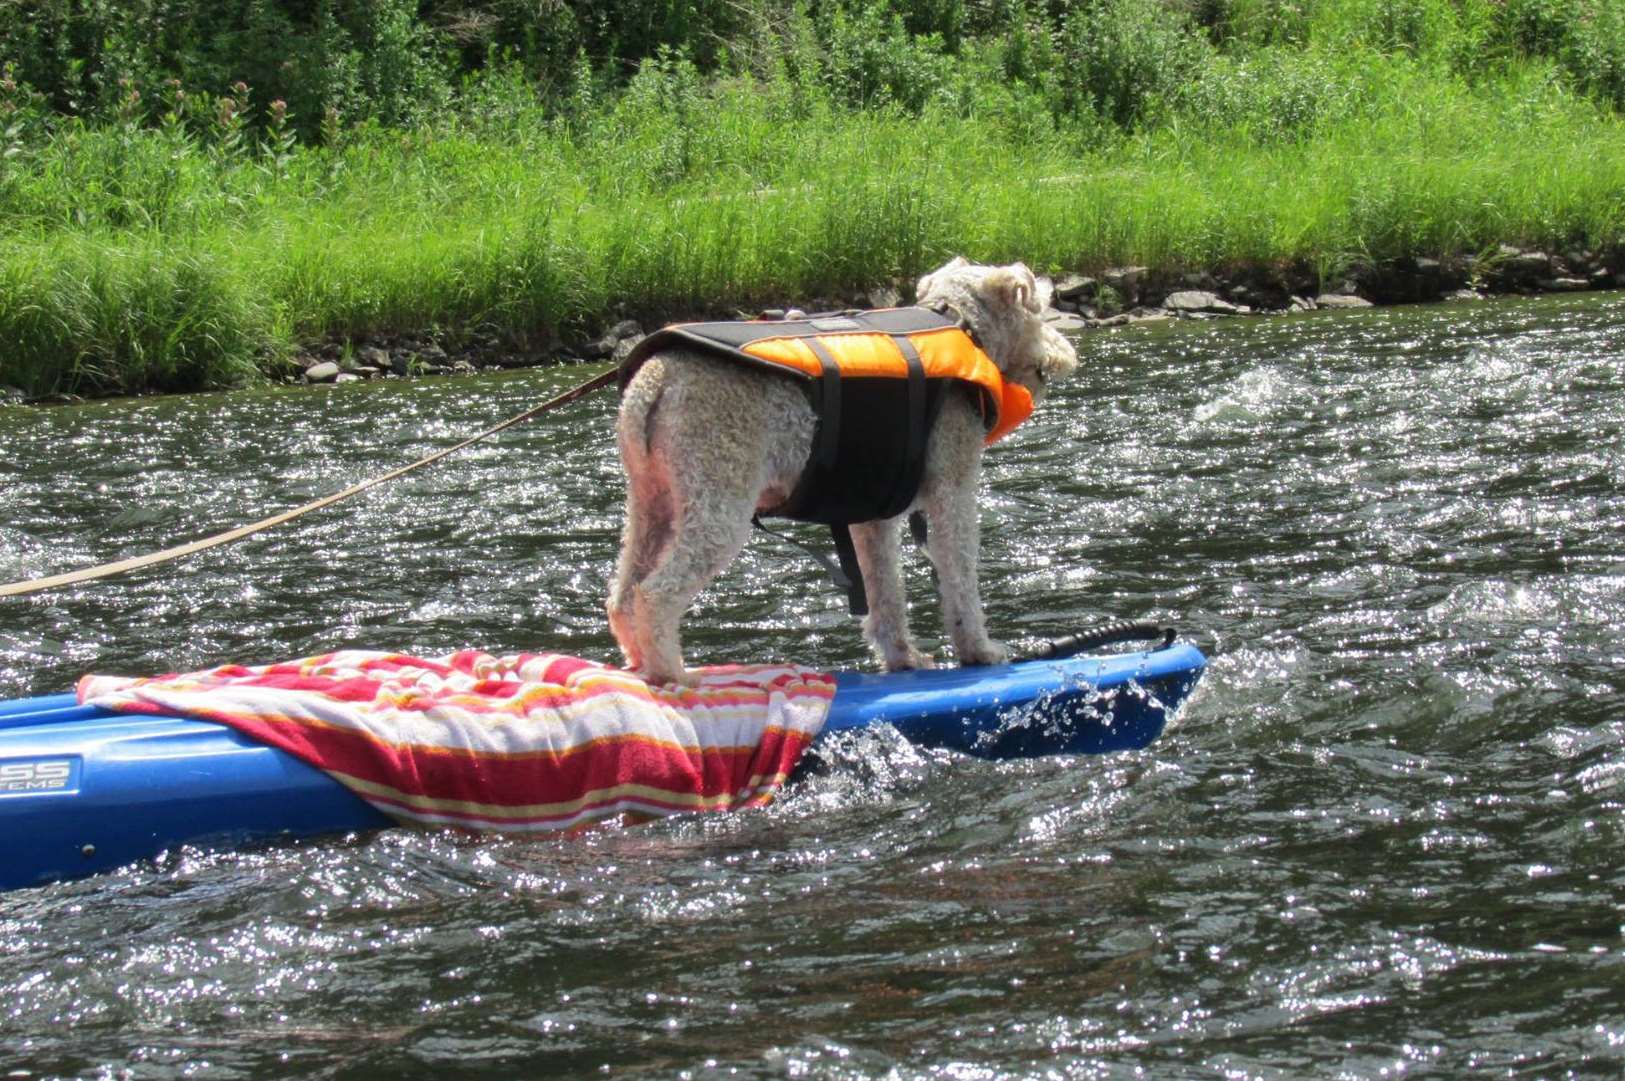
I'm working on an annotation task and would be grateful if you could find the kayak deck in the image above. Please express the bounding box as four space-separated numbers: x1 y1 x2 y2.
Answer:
0 643 1203 891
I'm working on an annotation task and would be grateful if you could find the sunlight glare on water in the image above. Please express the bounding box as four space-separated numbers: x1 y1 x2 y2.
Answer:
2 292 1624 1077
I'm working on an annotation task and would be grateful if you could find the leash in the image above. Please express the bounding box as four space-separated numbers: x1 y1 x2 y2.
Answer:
0 366 619 599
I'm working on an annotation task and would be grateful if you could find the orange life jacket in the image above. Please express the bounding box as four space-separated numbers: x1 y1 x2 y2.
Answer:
620 306 1033 615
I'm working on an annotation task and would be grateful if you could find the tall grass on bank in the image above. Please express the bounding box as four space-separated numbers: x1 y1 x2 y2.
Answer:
0 238 272 394
2 7 1625 395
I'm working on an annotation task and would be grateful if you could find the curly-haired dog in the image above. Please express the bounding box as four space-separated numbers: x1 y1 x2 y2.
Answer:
610 257 1078 685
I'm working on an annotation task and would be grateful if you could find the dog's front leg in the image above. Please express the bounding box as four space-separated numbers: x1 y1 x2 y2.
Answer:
850 518 935 671
922 478 1009 667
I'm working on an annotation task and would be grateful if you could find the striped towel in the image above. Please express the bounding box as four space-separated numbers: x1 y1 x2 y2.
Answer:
77 650 835 833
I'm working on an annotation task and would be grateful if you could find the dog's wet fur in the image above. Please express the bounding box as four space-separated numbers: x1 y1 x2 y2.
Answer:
610 258 1079 685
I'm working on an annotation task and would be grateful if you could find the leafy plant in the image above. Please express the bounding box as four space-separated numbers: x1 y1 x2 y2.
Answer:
1053 0 1211 128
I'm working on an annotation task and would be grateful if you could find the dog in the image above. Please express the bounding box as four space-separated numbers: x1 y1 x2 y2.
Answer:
609 257 1079 685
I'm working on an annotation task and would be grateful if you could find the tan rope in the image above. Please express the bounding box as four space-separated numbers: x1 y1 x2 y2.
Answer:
1 366 619 599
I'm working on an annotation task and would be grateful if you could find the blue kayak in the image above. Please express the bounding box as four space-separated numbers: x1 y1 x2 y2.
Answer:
0 635 1204 892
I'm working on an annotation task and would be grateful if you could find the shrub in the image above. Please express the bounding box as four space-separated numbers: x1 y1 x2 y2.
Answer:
1499 0 1578 57
1175 49 1370 141
1189 0 1315 50
1564 1 1625 108
600 47 710 184
820 1 958 112
1053 0 1212 128
1304 0 1461 59
0 1 447 138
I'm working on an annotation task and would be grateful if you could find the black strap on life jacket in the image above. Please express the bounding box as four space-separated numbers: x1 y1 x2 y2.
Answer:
748 511 879 615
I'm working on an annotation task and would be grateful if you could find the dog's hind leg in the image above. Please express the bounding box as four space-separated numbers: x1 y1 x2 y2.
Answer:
607 480 673 672
630 492 757 685
610 370 679 672
850 518 936 671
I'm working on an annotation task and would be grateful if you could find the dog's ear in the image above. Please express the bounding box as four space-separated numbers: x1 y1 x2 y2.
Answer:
1040 325 1079 382
916 255 971 302
1033 274 1055 313
984 263 1043 314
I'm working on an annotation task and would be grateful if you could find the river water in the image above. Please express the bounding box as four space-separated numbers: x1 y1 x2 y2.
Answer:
1 293 1622 1078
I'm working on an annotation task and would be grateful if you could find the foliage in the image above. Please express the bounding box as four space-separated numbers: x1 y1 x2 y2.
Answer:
821 1 958 111
3 0 1624 135
2 1 1624 395
1564 1 1625 108
0 0 451 138
1174 49 1372 142
1053 0 1211 127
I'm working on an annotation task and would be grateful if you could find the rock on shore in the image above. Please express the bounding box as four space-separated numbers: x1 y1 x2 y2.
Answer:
1042 246 1622 326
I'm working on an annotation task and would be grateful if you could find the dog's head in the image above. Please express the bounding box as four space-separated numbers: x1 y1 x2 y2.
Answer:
915 257 1079 402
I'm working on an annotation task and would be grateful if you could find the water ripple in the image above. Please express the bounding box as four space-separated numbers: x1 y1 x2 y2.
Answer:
3 293 1625 1076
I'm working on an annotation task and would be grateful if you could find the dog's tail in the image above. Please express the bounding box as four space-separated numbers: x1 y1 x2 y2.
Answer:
616 360 666 468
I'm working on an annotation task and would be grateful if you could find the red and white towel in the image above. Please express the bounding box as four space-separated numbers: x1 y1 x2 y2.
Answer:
78 650 835 833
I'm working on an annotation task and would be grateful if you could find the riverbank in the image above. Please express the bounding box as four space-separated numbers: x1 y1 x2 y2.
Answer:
268 242 1620 397
7 194 1624 406
8 255 1618 406
3 4 1624 400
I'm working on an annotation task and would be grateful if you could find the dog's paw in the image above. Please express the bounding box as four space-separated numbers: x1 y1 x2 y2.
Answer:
629 665 702 688
884 647 937 672
957 639 1010 667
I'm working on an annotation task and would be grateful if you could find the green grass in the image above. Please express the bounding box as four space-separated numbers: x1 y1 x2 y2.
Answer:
2 39 1624 396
